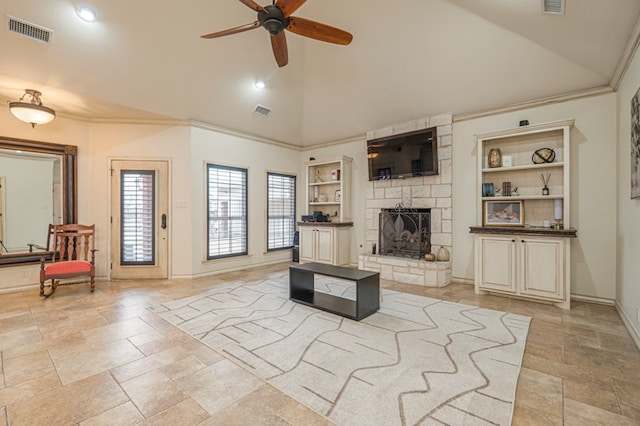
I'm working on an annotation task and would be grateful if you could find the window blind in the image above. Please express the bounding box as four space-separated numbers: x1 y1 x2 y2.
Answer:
267 172 296 251
207 164 248 259
120 171 155 265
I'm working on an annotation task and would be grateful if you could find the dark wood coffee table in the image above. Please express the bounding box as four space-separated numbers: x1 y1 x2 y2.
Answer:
289 263 380 320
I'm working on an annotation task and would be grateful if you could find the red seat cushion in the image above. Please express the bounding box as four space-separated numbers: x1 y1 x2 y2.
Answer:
45 260 92 276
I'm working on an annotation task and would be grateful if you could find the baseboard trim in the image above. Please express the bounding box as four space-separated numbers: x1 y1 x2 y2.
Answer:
615 301 640 351
173 259 292 280
452 276 474 286
570 294 615 306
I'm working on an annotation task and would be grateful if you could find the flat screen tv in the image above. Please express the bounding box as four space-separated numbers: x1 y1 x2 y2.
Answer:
367 127 438 181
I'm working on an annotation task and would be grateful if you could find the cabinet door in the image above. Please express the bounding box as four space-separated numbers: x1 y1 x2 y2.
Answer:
315 227 335 264
520 238 564 300
299 227 316 263
478 236 516 293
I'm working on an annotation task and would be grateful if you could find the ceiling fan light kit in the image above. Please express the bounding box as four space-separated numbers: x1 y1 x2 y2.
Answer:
201 0 352 67
8 89 56 127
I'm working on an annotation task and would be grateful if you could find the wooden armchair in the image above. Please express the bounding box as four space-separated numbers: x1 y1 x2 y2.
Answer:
39 224 97 297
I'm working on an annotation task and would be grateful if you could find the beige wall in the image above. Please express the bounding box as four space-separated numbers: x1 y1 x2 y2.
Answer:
453 94 618 299
189 126 302 278
307 94 618 301
0 110 301 292
0 86 624 305
85 121 192 279
86 122 302 280
616 46 640 340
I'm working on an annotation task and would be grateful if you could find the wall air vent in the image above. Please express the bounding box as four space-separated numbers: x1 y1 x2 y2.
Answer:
253 104 271 116
7 16 53 44
542 0 565 15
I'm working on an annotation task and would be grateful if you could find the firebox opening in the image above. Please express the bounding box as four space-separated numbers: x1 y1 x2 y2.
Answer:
379 206 431 259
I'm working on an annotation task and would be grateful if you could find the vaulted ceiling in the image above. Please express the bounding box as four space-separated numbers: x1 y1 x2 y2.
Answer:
1 0 639 146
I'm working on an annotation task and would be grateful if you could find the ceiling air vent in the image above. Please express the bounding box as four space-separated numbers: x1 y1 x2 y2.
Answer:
542 0 565 15
7 16 53 44
253 104 271 116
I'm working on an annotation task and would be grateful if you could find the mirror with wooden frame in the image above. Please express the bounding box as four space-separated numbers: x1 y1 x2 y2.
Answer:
0 136 77 266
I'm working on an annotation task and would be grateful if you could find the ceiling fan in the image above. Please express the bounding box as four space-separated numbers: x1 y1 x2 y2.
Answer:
201 0 353 67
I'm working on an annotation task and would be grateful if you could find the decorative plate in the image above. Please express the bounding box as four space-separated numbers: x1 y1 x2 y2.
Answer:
532 147 556 164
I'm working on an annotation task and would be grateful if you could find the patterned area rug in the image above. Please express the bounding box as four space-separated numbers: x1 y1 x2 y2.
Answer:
157 270 530 425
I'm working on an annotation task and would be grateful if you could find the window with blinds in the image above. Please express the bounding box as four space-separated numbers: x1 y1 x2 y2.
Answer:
207 164 248 259
120 170 155 265
267 172 296 251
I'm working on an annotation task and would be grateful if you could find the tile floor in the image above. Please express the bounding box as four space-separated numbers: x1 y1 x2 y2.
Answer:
1 263 639 425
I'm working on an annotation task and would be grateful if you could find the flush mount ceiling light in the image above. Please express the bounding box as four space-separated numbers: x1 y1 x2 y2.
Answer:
255 80 266 89
8 89 56 127
76 6 97 22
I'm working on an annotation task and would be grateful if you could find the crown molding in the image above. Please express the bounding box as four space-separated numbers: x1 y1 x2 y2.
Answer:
300 134 365 151
453 86 613 123
610 14 640 91
54 114 303 151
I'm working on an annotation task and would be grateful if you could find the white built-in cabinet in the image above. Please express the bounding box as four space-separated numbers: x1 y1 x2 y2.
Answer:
299 225 351 266
298 156 353 266
471 120 576 309
475 234 567 307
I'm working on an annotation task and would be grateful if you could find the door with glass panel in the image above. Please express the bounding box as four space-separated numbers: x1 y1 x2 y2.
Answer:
110 160 169 279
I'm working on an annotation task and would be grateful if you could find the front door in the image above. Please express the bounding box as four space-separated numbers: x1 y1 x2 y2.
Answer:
110 160 169 279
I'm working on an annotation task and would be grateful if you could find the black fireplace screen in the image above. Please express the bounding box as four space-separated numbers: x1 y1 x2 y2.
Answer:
379 206 431 259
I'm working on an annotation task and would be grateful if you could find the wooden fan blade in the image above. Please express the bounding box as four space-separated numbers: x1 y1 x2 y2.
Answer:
287 16 352 45
275 0 307 17
270 31 289 67
201 21 260 39
238 0 268 13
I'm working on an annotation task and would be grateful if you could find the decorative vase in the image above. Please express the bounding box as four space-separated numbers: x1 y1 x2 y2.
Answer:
436 246 450 262
424 253 436 262
488 148 502 168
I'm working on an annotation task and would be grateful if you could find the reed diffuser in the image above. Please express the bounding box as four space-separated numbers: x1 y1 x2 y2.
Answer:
539 173 551 195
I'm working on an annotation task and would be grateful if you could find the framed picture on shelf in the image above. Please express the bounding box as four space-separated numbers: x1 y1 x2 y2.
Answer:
483 200 524 226
334 190 342 202
482 183 495 197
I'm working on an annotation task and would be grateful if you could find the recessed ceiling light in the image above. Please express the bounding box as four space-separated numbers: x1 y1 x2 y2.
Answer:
76 6 97 22
255 80 266 89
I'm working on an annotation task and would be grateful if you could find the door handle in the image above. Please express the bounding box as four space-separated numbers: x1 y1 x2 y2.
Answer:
161 213 167 229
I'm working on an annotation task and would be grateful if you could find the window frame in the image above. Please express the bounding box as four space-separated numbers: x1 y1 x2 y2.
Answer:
206 163 248 260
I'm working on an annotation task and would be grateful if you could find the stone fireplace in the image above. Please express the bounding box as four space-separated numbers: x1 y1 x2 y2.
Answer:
359 113 452 287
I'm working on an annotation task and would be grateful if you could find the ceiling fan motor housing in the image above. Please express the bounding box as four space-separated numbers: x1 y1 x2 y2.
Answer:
258 5 290 35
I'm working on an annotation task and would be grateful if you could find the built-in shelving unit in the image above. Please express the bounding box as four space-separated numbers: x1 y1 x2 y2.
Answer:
305 156 352 222
477 120 571 225
298 156 353 266
471 119 576 309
